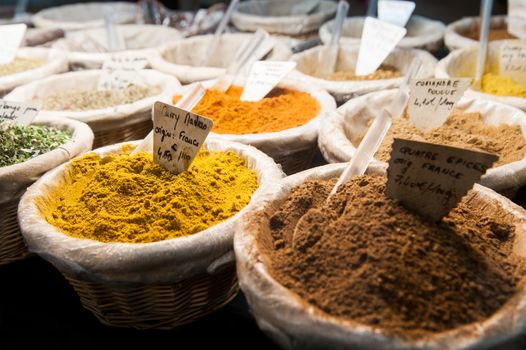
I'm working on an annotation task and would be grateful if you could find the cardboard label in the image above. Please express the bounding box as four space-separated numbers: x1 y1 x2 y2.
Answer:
240 61 296 102
499 42 526 86
0 24 27 64
378 0 415 27
355 17 406 76
386 138 498 221
0 100 39 125
408 78 470 131
508 0 526 39
153 102 213 174
97 55 148 91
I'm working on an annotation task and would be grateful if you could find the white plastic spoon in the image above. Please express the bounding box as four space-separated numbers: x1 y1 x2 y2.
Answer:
317 0 349 77
473 0 493 89
202 0 240 66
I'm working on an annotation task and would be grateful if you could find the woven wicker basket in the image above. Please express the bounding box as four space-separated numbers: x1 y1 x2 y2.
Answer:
0 117 94 266
18 139 284 328
4 69 180 148
0 197 31 265
65 265 238 329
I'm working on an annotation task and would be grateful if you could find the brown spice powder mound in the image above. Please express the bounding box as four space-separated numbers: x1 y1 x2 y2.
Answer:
261 175 526 338
366 109 526 167
463 27 516 41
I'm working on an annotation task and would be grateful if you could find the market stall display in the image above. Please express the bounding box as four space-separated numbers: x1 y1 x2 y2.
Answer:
0 116 93 265
18 138 283 329
319 15 446 52
318 89 526 196
290 45 436 104
235 162 526 350
5 69 180 148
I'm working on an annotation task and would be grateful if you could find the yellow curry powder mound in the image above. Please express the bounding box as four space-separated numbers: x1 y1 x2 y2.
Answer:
172 86 320 134
481 73 526 98
38 147 259 243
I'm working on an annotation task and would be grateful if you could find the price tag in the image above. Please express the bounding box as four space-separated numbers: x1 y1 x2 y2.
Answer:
386 138 498 221
97 54 148 91
0 100 39 126
153 101 213 174
378 0 415 27
499 42 526 85
408 78 470 132
240 61 296 102
508 0 526 39
0 24 27 65
355 17 406 76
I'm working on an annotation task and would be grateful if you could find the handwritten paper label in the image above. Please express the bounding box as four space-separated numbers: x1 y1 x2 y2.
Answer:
0 24 27 64
386 138 498 221
408 78 470 131
240 61 296 102
508 0 526 39
355 17 406 76
0 100 39 125
378 0 415 27
500 42 526 85
153 101 213 174
97 55 148 91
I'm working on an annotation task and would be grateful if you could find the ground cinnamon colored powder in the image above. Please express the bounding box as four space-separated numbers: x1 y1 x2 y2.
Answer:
262 175 526 338
464 27 516 41
363 109 526 167
326 66 400 81
172 86 320 134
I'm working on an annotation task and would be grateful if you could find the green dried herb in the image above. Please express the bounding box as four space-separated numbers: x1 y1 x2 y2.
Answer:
0 123 71 168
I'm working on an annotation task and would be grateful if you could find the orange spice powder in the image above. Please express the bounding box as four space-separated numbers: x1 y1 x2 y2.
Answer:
173 86 320 134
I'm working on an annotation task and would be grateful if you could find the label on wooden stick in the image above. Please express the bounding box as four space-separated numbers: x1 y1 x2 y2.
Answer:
97 55 148 91
408 78 470 131
378 0 415 27
386 138 498 221
240 61 296 102
500 42 526 86
153 101 213 174
0 24 27 65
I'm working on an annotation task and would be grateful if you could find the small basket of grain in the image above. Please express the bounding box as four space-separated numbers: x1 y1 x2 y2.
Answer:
149 33 292 84
0 47 68 97
290 45 437 105
318 89 526 197
5 69 180 149
18 138 284 329
0 116 93 265
235 162 526 349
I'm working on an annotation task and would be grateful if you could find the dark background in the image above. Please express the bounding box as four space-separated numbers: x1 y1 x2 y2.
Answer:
1 1 524 349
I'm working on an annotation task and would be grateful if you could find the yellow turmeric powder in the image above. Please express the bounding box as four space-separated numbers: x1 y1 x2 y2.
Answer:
172 86 320 134
37 147 259 243
481 73 526 98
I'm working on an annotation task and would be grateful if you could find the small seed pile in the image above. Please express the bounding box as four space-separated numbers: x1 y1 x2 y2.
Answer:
0 58 47 77
326 66 400 81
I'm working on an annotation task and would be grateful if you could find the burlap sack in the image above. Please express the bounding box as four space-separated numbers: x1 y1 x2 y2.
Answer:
0 116 94 205
444 15 511 51
289 45 437 105
436 40 526 111
234 162 526 350
51 25 183 70
4 69 180 148
231 0 337 35
186 77 336 174
149 33 293 84
317 89 526 195
18 138 284 285
31 2 137 31
0 47 68 97
319 15 446 52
